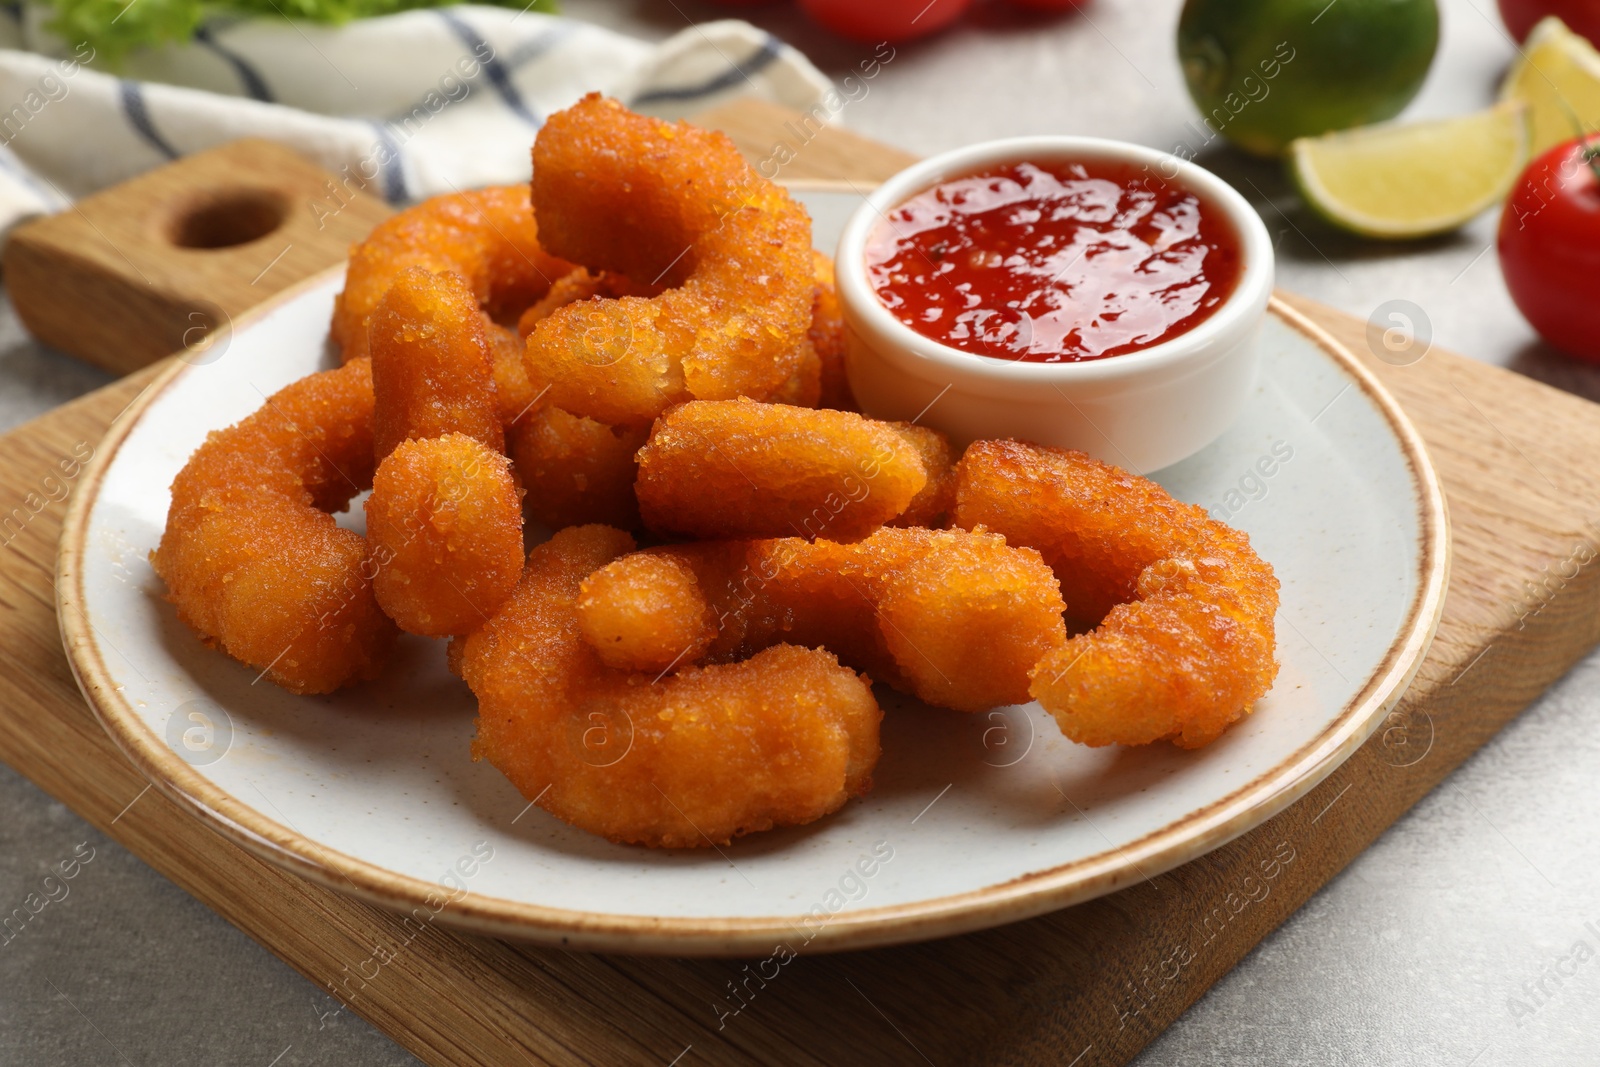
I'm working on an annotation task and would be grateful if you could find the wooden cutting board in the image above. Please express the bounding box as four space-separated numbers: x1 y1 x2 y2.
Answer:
4 100 1600 1067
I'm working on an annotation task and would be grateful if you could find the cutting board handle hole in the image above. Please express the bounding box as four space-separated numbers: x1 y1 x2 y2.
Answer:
168 189 289 250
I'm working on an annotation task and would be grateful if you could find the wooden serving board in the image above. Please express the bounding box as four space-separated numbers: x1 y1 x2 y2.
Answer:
4 102 1600 1067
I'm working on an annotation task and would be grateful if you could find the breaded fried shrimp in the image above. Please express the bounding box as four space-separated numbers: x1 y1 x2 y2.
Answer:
634 400 931 541
501 248 841 531
369 267 504 459
954 440 1279 748
574 526 1067 712
486 320 544 431
524 95 815 425
767 337 824 409
515 268 658 339
332 185 569 363
888 423 957 529
460 526 881 848
365 270 523 634
507 406 648 530
366 434 524 637
523 259 831 411
153 359 396 694
576 552 714 672
808 252 854 410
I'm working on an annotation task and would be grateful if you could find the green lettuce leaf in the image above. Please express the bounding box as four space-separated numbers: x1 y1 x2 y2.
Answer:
45 0 558 67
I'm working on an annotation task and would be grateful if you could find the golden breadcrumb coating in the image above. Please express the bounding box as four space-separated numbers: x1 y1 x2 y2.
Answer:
887 423 957 529
460 526 881 848
369 267 504 460
366 434 524 637
767 337 824 409
576 551 715 672
153 359 396 694
486 319 543 432
507 405 648 530
808 252 854 410
501 243 841 534
363 267 524 636
954 440 1279 748
524 95 814 425
332 185 569 363
634 399 935 541
515 268 659 339
574 526 1066 712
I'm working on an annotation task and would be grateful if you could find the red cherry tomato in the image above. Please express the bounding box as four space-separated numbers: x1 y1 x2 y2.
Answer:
1497 0 1600 46
1498 136 1600 361
797 0 972 42
1005 0 1084 10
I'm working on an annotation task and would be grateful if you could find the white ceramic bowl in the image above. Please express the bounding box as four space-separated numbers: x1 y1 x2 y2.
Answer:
835 136 1275 473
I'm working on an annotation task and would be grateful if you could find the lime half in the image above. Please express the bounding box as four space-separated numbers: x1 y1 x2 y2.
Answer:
1500 16 1600 157
1289 102 1530 239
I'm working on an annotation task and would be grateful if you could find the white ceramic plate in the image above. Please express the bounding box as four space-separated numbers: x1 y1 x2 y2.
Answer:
58 188 1448 955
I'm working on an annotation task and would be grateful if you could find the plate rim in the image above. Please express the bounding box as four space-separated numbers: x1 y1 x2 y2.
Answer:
56 272 1451 957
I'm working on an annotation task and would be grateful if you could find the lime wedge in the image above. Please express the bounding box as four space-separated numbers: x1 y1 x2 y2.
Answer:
1288 102 1530 239
1500 16 1600 157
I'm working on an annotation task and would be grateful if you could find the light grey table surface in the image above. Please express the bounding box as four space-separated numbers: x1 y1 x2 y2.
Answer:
4 1 1599 1064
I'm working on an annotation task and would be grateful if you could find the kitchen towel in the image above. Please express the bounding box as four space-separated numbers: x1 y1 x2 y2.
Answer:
0 7 832 237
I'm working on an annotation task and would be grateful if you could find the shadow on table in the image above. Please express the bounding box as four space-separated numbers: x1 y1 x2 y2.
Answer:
1506 341 1600 406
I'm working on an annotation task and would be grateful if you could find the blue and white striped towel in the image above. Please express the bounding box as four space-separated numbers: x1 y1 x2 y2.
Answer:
0 8 832 238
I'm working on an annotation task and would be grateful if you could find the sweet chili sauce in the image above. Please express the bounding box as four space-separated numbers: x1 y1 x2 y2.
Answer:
864 160 1243 363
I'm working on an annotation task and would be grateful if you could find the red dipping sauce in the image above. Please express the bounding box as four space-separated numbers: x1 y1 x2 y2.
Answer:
864 161 1244 363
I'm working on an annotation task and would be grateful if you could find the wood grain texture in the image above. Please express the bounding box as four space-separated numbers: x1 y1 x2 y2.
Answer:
694 98 920 183
2 106 1599 1066
1 138 390 375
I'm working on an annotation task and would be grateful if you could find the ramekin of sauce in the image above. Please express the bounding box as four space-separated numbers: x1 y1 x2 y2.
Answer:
835 138 1274 472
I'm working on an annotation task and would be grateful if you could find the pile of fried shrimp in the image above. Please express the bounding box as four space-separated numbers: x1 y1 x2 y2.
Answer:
153 95 1281 850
